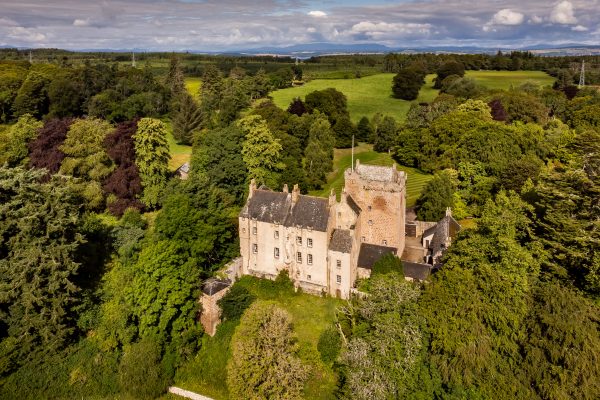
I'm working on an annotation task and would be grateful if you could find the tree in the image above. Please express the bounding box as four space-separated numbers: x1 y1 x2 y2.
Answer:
118 337 168 399
373 115 397 153
488 99 508 122
356 116 372 142
304 88 350 126
59 118 115 209
166 53 185 97
416 170 455 221
227 302 308 400
392 67 426 100
103 120 144 216
434 61 465 89
441 77 483 98
1 114 42 166
0 63 28 122
217 285 255 321
172 92 202 145
12 71 51 118
28 118 74 174
303 114 335 189
332 115 356 148
287 97 307 116
133 118 170 208
239 115 283 188
0 167 85 374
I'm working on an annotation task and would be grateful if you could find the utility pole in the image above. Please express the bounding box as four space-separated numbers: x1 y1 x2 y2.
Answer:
579 60 585 87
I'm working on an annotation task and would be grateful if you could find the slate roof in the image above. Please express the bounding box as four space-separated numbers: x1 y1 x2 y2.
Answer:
176 162 190 174
241 190 291 225
346 194 362 215
287 195 330 231
329 229 353 253
357 243 397 270
240 189 330 232
402 261 432 281
202 278 231 296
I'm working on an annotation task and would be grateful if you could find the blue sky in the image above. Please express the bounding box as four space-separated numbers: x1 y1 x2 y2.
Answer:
0 0 599 50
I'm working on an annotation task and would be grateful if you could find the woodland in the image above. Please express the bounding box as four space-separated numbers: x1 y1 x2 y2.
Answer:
0 50 599 399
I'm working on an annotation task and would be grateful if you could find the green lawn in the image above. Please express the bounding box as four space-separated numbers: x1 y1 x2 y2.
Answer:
160 118 193 170
173 276 341 400
271 70 555 123
310 143 432 207
185 77 202 100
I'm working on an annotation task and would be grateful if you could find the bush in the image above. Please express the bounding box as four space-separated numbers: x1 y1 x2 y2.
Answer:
317 326 342 364
217 284 256 321
118 337 168 399
372 253 404 277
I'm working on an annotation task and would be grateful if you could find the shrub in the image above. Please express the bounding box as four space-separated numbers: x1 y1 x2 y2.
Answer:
318 325 342 364
118 337 168 399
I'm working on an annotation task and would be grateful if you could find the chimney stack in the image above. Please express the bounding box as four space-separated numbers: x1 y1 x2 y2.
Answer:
283 184 289 193
249 179 257 199
292 184 300 204
446 207 452 217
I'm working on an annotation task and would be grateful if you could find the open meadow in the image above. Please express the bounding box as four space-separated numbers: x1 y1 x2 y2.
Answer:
270 70 555 122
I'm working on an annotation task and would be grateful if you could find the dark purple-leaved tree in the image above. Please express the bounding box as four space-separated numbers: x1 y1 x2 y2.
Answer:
28 118 74 173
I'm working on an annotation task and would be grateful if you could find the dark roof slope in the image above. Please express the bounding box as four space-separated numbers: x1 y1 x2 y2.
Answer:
286 195 330 232
329 229 353 253
202 278 231 296
430 215 462 252
402 261 432 281
357 243 397 269
346 194 362 215
241 190 290 224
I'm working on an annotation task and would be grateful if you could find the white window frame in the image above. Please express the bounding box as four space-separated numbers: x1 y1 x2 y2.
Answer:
297 252 302 263
252 244 258 253
274 230 279 239
297 236 302 246
307 238 313 248
336 275 341 284
274 247 280 259
336 260 341 269
252 226 257 235
307 254 313 265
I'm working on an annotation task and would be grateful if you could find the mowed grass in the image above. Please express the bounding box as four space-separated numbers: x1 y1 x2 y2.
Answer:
160 118 193 170
310 143 433 207
271 70 554 123
173 276 341 400
185 77 202 100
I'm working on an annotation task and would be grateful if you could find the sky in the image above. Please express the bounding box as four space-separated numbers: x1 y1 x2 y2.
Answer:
1 0 599 51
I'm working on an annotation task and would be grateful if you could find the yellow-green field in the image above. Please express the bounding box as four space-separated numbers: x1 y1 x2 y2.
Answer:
185 77 202 100
270 70 555 122
311 143 433 207
160 118 193 170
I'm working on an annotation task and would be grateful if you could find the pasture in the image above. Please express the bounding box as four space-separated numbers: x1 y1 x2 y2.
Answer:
270 70 554 122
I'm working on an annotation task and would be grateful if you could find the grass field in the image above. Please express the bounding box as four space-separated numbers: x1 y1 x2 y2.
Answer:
160 118 193 171
310 143 432 207
173 276 341 400
270 70 554 123
185 77 202 99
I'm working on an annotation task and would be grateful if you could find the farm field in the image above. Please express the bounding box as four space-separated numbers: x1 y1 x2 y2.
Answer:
173 276 341 400
310 143 433 207
270 70 554 122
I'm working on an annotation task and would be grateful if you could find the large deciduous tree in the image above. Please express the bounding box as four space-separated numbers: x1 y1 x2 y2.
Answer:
59 118 114 209
304 114 335 189
392 67 426 100
28 118 74 173
12 71 51 118
1 114 42 167
433 61 465 89
227 302 308 399
133 118 170 208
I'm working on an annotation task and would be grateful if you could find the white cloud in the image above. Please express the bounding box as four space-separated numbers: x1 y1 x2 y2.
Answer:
490 9 525 26
73 18 90 27
307 27 317 33
572 24 588 31
308 10 327 18
550 1 577 25
8 27 46 42
0 17 18 27
349 21 431 40
529 15 544 24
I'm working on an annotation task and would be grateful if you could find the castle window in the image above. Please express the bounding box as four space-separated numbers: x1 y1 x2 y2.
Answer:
308 254 313 265
383 240 387 245
368 206 372 212
274 247 280 259
252 244 258 253
297 236 302 245
336 275 341 284
297 252 302 263
368 220 373 226
274 230 279 239
252 227 257 235
242 228 246 233
307 238 313 248
307 274 311 280
361 236 365 242
336 260 341 268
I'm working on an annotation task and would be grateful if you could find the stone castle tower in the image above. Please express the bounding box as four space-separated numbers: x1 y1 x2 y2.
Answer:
344 160 407 256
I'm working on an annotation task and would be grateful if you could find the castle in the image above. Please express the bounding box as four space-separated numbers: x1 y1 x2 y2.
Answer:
238 160 419 299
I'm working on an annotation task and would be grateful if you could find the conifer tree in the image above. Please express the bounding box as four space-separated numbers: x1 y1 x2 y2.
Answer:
239 115 283 188
172 92 202 145
133 118 170 207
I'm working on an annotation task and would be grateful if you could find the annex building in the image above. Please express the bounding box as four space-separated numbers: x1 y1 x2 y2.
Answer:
237 160 459 299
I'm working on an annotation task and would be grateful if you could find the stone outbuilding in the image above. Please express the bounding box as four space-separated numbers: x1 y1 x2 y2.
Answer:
199 278 231 336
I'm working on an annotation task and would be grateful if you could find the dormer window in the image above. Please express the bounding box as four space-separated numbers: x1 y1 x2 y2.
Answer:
274 230 279 239
252 227 257 235
307 238 313 248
